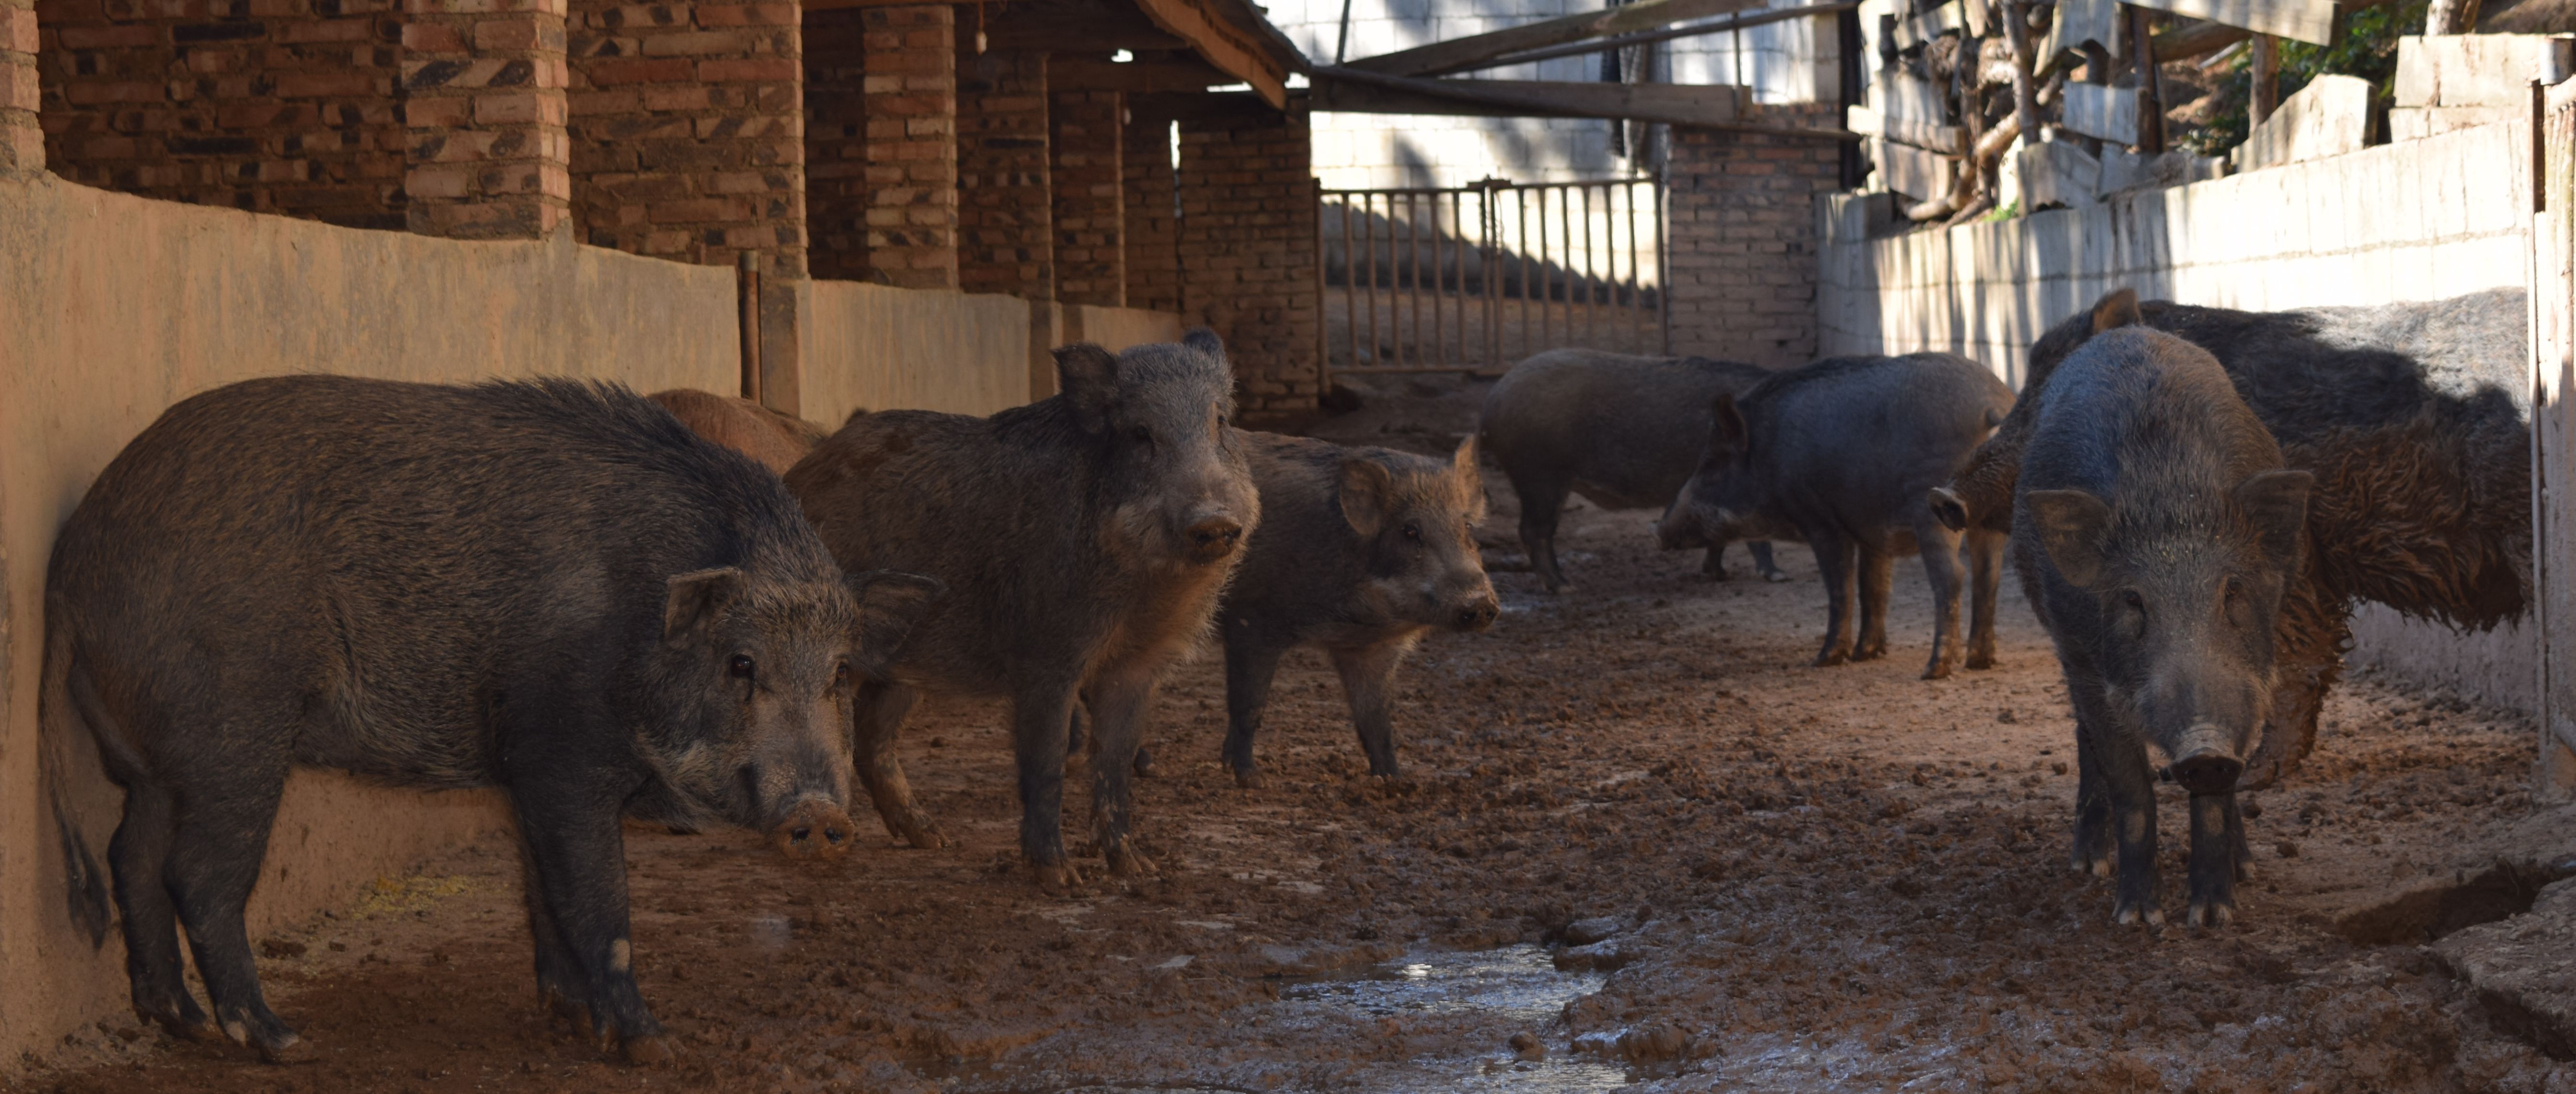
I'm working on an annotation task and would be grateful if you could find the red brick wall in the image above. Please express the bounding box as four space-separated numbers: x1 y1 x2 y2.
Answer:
1663 103 1841 367
800 4 862 279
953 45 1044 298
5 0 44 171
1175 96 1316 411
566 0 804 271
37 0 406 226
401 0 571 239
1122 97 1175 314
855 2 950 288
1050 88 1118 307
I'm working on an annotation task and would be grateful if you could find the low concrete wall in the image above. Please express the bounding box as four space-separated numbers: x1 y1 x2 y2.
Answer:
0 172 1034 1064
1068 303 1186 353
1816 120 2539 711
796 280 1034 427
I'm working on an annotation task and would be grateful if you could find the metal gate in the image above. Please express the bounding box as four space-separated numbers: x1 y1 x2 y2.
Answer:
2530 78 2576 800
1317 178 1667 382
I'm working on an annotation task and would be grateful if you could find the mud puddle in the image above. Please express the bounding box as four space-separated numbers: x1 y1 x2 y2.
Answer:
1269 945 1629 1092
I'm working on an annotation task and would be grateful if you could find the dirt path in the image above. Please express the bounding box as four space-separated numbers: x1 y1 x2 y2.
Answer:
19 379 2565 1094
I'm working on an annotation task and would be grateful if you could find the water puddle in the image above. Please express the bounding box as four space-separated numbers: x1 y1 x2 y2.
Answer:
1267 944 1632 1093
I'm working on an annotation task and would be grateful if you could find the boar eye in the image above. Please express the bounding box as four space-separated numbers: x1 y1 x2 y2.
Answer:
833 662 853 688
2120 590 2145 613
728 654 756 679
1130 426 1155 447
1403 522 1422 542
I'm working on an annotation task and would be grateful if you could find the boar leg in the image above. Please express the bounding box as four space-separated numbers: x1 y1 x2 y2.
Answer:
1221 624 1291 789
2069 724 2114 877
1853 544 1895 662
1964 529 2004 670
1333 640 1413 779
165 767 303 1061
1701 544 1731 580
1012 682 1084 892
2185 791 2239 928
1084 665 1159 879
109 780 219 1043
508 783 669 1064
1508 468 1574 592
1750 541 1788 582
2075 680 2162 924
1916 519 1968 680
1808 529 1857 666
852 681 945 849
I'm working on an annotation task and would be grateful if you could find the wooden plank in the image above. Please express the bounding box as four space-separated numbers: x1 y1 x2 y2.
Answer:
2395 33 2576 109
1846 103 1964 152
2236 72 2371 169
2123 0 2333 46
1871 137 1952 198
1342 0 1765 77
2040 0 2124 59
2015 136 2101 208
1130 0 1290 107
1871 70 1949 124
1311 73 1750 126
2059 80 2138 143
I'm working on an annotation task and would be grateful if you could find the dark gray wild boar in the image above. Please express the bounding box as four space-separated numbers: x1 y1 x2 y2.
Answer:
1937 286 2526 786
1478 349 1785 590
44 376 941 1064
1216 433 1499 787
785 330 1259 891
2013 300 2313 928
1657 353 2013 678
647 388 830 475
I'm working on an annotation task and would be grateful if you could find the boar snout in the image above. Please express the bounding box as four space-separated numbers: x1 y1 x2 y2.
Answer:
1184 512 1246 563
2168 725 2243 795
771 797 856 860
1454 596 1501 631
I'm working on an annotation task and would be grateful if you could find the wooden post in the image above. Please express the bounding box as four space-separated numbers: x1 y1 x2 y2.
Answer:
2250 35 2279 126
737 252 763 404
2127 4 2166 154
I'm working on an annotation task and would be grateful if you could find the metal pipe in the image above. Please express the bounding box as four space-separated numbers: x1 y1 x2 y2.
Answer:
737 252 763 404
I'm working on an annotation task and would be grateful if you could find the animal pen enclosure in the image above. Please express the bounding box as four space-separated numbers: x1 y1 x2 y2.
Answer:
1319 177 1668 381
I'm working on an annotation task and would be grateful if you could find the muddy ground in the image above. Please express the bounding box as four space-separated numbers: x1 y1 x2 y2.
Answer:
18 375 2572 1093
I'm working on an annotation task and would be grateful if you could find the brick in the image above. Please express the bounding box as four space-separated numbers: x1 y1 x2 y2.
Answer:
583 55 688 83
692 55 789 82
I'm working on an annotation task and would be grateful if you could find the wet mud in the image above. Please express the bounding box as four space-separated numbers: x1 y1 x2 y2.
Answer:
17 376 2569 1093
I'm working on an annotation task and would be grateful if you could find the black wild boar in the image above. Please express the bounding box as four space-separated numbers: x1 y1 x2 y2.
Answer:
1478 349 1785 591
1216 433 1500 787
43 377 941 1063
2013 302 2313 928
785 331 1259 891
1938 287 2527 786
1658 353 2014 678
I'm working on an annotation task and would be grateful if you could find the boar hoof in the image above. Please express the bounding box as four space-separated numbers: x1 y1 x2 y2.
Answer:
1233 766 1266 790
2185 901 2234 929
1853 643 1887 662
256 1033 312 1065
1921 659 1955 681
1762 569 1790 583
1107 846 1160 879
2112 903 2164 927
1966 653 1997 671
622 1034 676 1067
892 812 950 850
141 1009 223 1045
1813 650 1849 668
1034 861 1088 893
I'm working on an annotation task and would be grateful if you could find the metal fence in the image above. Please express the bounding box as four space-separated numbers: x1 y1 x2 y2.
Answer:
1317 177 1667 381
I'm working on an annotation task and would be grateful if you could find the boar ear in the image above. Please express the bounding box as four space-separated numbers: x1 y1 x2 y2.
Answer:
1709 394 1748 452
663 567 746 646
2025 490 2114 588
1182 327 1226 362
1448 437 1489 520
846 570 947 680
1340 457 1396 538
1927 487 1970 534
1054 344 1121 432
2091 289 2142 334
2234 469 2314 571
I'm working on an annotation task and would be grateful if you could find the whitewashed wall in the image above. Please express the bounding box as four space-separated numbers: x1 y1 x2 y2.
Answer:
1275 0 1840 188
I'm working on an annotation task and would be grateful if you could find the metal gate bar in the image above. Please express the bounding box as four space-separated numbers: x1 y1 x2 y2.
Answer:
1321 177 1666 381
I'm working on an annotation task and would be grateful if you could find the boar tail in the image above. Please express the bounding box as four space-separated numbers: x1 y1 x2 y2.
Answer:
39 625 113 947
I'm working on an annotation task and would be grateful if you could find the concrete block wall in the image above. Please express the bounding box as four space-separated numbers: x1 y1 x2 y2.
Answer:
1175 96 1319 411
1664 103 1843 368
1816 118 2538 709
954 46 1047 298
565 0 806 271
1051 88 1120 307
34 0 406 226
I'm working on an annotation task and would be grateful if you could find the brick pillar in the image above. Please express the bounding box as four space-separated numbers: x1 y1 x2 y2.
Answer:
402 0 572 239
1122 98 1177 313
1662 103 1843 366
3 0 39 172
1176 98 1317 412
1050 89 1120 307
954 46 1046 298
566 0 805 272
801 5 865 279
859 3 952 288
